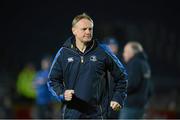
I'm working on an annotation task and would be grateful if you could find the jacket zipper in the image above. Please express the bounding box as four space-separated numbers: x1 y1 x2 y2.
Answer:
62 105 66 119
62 40 97 117
80 56 84 63
64 41 104 118
63 47 84 63
63 40 94 64
63 48 84 90
96 73 104 119
99 105 103 119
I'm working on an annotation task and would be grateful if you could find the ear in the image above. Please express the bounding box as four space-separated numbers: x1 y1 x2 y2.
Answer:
72 27 76 36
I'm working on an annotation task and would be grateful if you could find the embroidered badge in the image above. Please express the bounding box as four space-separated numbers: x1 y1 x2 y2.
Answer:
67 57 74 63
90 55 97 62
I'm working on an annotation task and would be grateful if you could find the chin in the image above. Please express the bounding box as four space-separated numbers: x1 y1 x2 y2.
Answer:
83 38 92 42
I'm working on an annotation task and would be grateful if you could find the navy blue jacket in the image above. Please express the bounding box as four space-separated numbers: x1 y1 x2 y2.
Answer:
125 52 152 108
47 37 128 114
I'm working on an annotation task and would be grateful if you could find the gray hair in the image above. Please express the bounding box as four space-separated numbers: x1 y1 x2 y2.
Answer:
72 13 93 27
128 41 144 54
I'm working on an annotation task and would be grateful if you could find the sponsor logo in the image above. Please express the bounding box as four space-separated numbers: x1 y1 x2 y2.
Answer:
67 57 74 63
90 55 97 62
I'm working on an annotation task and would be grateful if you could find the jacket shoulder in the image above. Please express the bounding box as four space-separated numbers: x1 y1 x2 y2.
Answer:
51 47 65 64
55 47 65 56
99 44 126 69
97 44 110 55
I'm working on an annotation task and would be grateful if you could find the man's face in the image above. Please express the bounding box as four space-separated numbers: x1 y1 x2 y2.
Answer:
108 44 119 54
123 44 135 63
72 19 93 43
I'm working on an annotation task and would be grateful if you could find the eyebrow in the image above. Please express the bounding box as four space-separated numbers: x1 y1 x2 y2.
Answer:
81 26 93 28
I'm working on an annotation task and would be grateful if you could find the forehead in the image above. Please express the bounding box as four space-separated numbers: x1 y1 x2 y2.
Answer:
125 44 133 51
75 19 94 28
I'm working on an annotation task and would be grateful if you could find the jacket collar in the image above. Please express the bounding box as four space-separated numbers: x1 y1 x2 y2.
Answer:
63 36 97 54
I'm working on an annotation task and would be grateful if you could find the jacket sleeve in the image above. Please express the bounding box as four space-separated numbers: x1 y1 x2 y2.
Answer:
103 45 128 107
47 48 65 102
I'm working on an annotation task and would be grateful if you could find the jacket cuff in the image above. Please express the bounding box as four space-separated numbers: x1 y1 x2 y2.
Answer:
112 92 127 108
57 94 65 102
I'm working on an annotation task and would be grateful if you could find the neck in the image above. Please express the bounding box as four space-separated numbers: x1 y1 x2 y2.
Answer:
75 39 87 53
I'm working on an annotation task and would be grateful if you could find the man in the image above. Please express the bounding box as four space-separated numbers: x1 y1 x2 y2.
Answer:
16 63 36 99
47 13 128 119
34 56 53 118
120 41 152 119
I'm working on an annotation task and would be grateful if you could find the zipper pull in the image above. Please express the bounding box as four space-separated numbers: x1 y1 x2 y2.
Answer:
81 56 84 63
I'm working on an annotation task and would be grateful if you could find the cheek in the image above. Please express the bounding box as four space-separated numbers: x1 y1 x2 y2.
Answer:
90 30 93 34
123 52 127 59
129 52 134 59
77 31 84 36
123 52 130 60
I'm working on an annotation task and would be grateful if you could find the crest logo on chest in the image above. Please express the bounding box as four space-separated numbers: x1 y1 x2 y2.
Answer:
67 57 74 63
90 55 97 62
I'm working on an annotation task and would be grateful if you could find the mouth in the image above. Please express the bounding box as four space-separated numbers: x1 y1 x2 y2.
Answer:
84 36 91 38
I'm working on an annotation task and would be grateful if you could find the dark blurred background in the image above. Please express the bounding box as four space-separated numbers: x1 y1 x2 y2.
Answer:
0 0 180 119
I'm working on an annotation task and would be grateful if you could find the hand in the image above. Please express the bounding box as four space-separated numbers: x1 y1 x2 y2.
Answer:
64 90 74 101
110 101 121 111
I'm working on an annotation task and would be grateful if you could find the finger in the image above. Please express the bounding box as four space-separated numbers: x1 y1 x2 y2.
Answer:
112 103 116 110
115 104 121 111
64 91 69 96
114 104 118 110
113 104 120 111
115 103 119 108
65 98 71 101
67 96 72 100
65 95 72 99
64 93 70 98
65 96 72 101
70 90 75 94
110 102 114 108
110 101 115 107
64 90 74 94
65 91 74 97
115 106 121 111
65 94 72 99
66 93 73 97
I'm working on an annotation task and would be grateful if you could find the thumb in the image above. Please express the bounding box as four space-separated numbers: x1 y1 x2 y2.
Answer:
110 101 114 107
70 90 75 94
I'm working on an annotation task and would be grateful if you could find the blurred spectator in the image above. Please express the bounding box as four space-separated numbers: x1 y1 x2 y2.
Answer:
119 41 153 119
16 63 36 99
104 37 120 55
33 55 54 118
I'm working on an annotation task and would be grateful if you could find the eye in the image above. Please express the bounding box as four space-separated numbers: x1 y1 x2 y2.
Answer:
82 28 87 31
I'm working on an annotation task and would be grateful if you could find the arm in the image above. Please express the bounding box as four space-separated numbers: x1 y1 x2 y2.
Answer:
102 45 128 107
47 48 65 102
